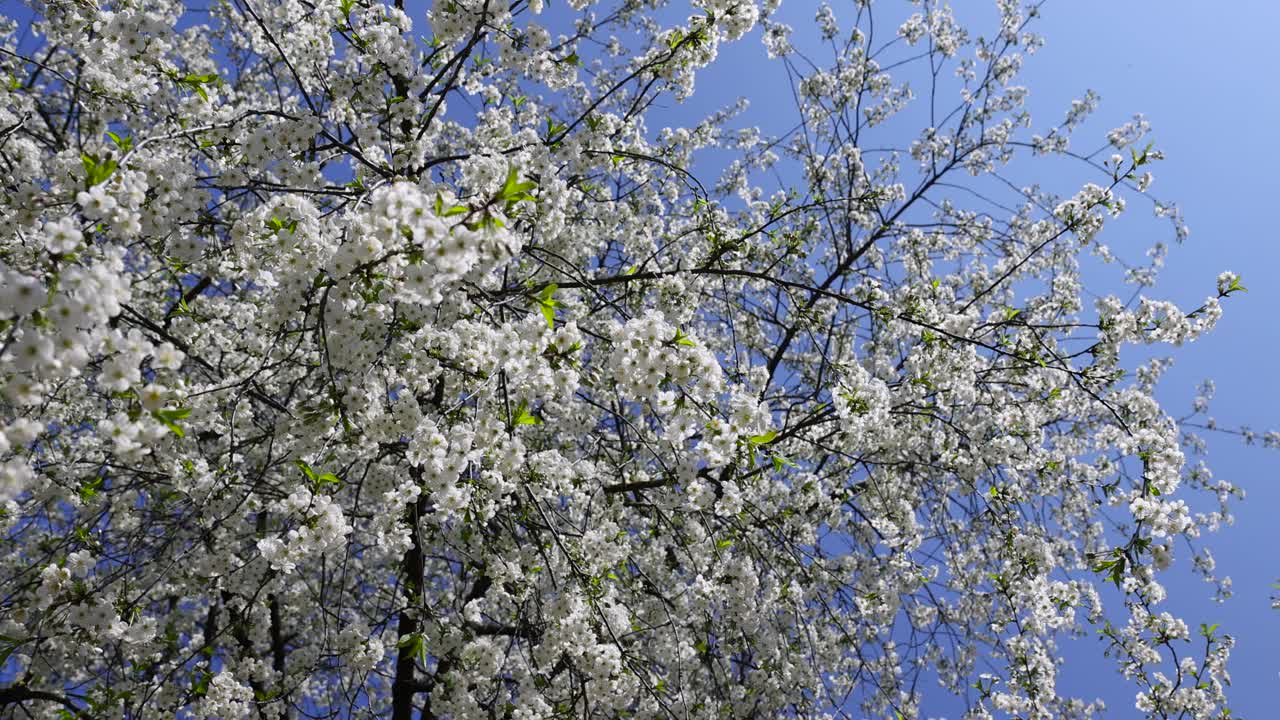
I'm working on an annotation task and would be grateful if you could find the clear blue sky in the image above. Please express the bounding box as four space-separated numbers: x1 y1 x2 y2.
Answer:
1023 3 1280 715
667 0 1280 715
994 3 1280 716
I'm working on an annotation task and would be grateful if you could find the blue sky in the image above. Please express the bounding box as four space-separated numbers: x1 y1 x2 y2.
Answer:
662 0 1280 715
1000 3 1280 715
1026 3 1280 715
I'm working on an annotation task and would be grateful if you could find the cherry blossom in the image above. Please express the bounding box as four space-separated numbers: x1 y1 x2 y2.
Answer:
0 1 1263 719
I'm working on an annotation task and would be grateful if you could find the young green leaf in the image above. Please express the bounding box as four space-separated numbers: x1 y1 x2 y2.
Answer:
295 459 317 482
513 400 542 426
532 283 558 329
105 131 133 152
81 153 118 187
153 407 191 438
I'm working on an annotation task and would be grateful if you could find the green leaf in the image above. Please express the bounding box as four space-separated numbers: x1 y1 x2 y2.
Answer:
748 429 778 445
152 407 190 437
513 400 542 426
438 202 468 217
170 71 219 102
396 632 429 664
671 329 695 347
265 216 298 234
192 669 213 697
80 153 118 187
105 131 133 153
499 165 538 207
545 117 567 142
79 476 104 502
532 284 558 329
295 459 317 482
154 407 191 422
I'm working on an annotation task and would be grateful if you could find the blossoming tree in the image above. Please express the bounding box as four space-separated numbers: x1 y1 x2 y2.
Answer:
0 0 1256 718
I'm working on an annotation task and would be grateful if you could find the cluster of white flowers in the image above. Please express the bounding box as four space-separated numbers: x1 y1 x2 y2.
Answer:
257 486 353 574
897 4 967 56
608 311 724 403
199 672 255 720
832 360 894 452
696 0 761 41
